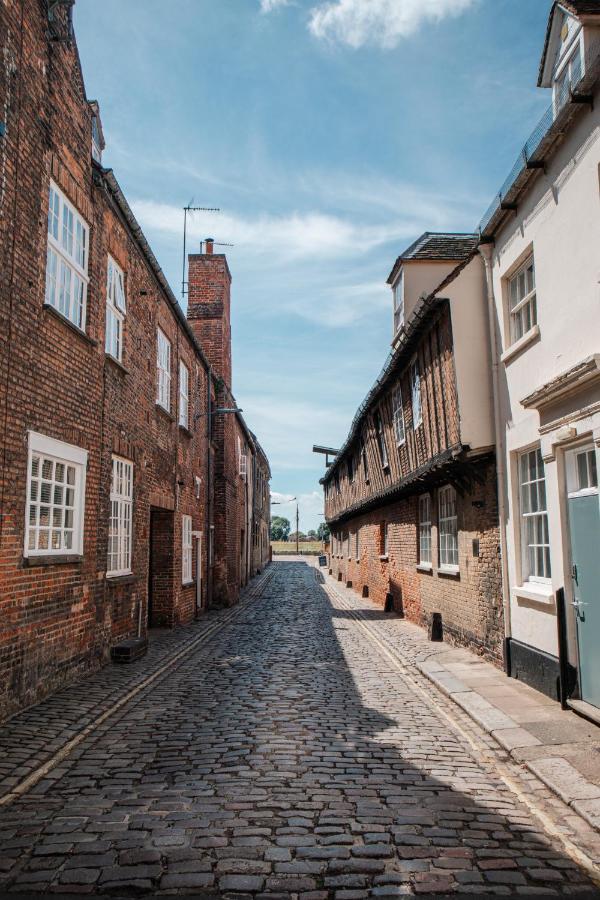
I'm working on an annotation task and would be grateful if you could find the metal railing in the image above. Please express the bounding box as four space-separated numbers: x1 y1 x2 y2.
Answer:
479 37 600 237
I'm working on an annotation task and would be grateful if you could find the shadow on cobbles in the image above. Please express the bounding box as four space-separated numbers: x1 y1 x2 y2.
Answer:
0 561 597 897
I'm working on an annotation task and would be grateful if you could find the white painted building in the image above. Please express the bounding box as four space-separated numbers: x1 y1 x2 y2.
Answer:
479 1 600 716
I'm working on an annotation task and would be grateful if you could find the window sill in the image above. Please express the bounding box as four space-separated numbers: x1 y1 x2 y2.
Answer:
23 554 83 568
501 324 540 365
379 554 389 562
43 303 97 347
438 565 460 578
106 572 136 586
512 582 554 605
178 424 193 438
156 403 174 422
417 563 433 573
105 353 129 375
182 580 195 587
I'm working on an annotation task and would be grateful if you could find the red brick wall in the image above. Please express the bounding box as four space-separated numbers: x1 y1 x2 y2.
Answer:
0 0 208 718
329 459 503 665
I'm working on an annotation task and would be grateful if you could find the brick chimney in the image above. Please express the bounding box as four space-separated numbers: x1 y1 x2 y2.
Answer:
186 240 232 390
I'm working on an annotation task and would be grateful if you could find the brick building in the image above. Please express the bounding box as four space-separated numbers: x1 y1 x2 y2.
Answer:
322 234 504 665
0 0 269 720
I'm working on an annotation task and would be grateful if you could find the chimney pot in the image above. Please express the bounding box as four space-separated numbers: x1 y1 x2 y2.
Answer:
205 238 214 255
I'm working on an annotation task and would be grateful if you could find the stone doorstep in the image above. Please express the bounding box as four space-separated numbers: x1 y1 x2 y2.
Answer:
319 563 600 838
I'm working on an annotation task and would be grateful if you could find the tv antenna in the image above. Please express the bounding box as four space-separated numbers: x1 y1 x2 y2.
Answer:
182 202 220 300
200 240 235 252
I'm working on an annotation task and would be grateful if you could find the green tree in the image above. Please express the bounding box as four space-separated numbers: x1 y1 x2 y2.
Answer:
271 516 291 541
307 529 318 541
317 522 330 541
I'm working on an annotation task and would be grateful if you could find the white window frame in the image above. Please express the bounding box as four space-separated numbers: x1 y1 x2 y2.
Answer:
355 529 360 561
24 431 87 558
179 361 190 429
105 256 126 362
508 255 537 345
418 494 432 568
518 448 551 584
45 181 89 331
156 327 171 412
374 411 389 469
438 485 459 571
382 522 389 558
107 456 133 577
393 270 404 335
392 385 406 446
182 514 193 585
410 357 422 428
553 33 584 115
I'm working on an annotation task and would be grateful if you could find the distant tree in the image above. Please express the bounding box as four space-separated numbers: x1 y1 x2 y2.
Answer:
317 522 331 541
271 516 291 541
307 530 318 541
289 531 306 542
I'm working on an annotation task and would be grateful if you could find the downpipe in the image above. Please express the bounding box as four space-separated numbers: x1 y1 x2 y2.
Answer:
479 242 512 671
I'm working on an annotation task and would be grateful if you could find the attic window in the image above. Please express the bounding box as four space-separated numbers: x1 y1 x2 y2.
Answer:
554 38 583 114
92 116 102 164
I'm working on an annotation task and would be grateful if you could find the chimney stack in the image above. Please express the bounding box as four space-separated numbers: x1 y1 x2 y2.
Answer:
186 244 232 390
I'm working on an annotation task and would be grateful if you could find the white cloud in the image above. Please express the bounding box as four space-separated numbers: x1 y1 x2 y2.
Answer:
132 199 411 262
309 0 477 49
260 0 290 12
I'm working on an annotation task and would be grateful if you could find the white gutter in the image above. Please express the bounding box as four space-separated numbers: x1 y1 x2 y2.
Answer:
479 243 512 654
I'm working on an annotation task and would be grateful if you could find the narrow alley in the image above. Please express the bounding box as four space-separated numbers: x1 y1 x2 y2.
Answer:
0 561 598 897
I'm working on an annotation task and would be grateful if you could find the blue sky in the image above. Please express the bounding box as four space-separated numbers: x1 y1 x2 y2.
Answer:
74 0 553 533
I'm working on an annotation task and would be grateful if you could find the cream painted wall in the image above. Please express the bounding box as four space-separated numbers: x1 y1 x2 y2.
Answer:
444 255 494 452
402 260 457 325
490 83 600 657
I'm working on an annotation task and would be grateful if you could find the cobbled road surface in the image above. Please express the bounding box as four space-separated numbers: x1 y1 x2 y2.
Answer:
0 561 599 898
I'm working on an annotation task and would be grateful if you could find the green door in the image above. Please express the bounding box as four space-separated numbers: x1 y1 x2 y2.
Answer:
567 446 600 708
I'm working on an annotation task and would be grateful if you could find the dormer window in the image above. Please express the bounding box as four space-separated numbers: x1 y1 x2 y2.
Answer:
554 39 583 114
393 270 404 335
89 101 105 165
92 117 102 163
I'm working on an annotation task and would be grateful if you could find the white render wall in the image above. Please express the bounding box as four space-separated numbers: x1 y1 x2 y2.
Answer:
490 87 600 658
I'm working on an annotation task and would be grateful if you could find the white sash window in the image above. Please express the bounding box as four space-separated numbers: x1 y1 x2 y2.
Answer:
182 515 193 584
179 361 190 428
45 182 89 330
105 256 126 362
25 432 87 557
157 328 171 411
107 456 133 577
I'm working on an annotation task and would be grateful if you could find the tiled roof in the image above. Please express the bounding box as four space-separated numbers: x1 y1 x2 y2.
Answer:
562 1 600 14
387 233 478 284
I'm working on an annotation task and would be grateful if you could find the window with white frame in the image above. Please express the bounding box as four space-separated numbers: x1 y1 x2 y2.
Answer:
418 494 432 567
519 448 551 582
179 361 189 428
392 385 405 446
25 432 87 557
393 270 404 335
355 529 360 560
374 411 389 469
156 328 171 411
438 485 458 569
182 515 193 584
411 358 422 428
45 182 89 330
107 456 133 576
554 39 583 114
105 256 126 362
508 256 536 344
383 522 389 557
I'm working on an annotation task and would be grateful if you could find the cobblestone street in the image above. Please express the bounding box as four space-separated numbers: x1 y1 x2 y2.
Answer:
1 561 599 898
